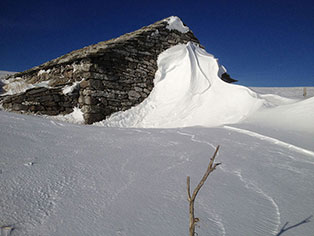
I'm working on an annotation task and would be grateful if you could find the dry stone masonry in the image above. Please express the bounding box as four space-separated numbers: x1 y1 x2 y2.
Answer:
1 17 200 124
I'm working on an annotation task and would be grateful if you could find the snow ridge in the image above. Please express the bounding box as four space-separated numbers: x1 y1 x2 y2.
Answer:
224 126 314 158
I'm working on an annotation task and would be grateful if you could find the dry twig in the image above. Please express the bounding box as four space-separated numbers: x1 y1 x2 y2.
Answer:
187 145 221 236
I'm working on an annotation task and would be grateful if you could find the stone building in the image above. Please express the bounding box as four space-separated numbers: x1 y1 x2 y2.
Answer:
1 16 236 124
1 16 202 124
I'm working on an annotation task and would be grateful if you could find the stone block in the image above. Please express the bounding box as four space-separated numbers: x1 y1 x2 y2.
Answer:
12 104 27 111
26 87 48 95
38 95 54 103
44 101 58 106
90 79 104 90
44 110 60 116
128 90 141 100
53 95 61 102
84 95 98 105
80 80 89 88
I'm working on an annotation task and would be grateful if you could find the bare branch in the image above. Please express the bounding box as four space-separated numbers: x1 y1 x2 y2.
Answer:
191 145 220 201
187 145 221 236
187 176 191 201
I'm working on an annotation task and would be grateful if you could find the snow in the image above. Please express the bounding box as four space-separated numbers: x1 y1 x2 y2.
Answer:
97 43 265 128
0 70 80 96
1 42 314 235
1 77 34 95
0 70 16 79
37 69 51 76
250 87 314 100
151 29 159 37
218 65 227 78
62 81 81 95
50 107 84 124
165 16 190 33
96 43 314 136
245 96 314 134
0 109 313 235
224 125 314 157
0 77 51 96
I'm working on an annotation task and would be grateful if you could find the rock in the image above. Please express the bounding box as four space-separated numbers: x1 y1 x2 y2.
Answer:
221 72 238 83
26 87 49 95
80 80 89 88
12 104 27 111
128 91 141 99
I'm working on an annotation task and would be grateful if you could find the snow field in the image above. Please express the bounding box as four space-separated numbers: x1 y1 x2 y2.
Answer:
0 111 314 235
1 38 314 236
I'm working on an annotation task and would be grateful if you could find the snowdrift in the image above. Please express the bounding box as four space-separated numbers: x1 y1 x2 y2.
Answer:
246 96 314 133
96 42 314 134
98 43 265 128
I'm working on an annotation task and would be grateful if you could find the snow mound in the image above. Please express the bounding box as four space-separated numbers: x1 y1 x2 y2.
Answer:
246 96 314 133
259 94 298 106
51 107 84 124
165 16 190 33
97 43 265 128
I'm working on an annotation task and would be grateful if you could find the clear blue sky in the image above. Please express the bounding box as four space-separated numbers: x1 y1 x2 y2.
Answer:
1 0 313 86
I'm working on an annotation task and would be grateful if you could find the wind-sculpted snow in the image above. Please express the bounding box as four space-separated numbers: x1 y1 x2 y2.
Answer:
1 111 314 235
94 43 314 134
98 43 265 128
224 126 314 158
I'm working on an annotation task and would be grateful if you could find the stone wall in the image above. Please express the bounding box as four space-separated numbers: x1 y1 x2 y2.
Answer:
2 87 78 115
1 17 200 124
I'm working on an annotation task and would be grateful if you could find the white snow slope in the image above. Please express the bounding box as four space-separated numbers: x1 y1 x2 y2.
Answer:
1 110 314 236
1 41 314 235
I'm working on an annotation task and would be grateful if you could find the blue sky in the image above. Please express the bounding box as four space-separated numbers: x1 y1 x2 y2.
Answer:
0 0 313 86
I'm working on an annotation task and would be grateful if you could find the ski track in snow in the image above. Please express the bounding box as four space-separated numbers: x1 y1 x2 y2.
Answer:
224 125 314 159
158 129 217 175
196 197 227 236
173 128 286 235
173 129 227 235
221 167 281 235
154 129 216 176
176 130 216 149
